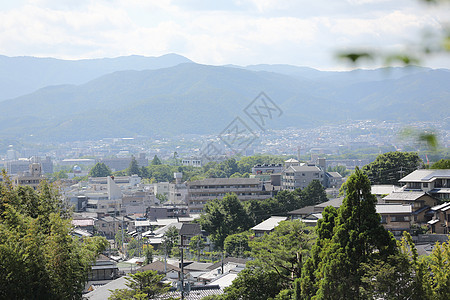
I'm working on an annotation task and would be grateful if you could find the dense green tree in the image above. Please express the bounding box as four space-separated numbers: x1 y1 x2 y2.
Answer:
220 268 285 300
155 193 168 203
274 189 302 214
249 220 315 285
327 165 350 177
89 162 112 177
299 180 328 207
143 245 154 265
229 172 242 178
431 158 450 169
199 193 253 250
161 225 179 256
224 231 252 258
189 235 205 260
145 164 173 182
301 206 338 298
108 270 171 300
127 156 141 176
0 174 108 299
315 167 397 299
362 151 423 185
151 155 162 165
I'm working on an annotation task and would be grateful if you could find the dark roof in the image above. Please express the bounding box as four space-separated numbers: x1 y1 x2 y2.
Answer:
383 192 428 201
180 223 202 236
412 206 431 215
162 285 223 300
288 205 315 215
138 260 181 273
206 257 248 270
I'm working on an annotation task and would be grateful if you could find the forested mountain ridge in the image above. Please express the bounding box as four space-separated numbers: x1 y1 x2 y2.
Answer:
0 57 448 142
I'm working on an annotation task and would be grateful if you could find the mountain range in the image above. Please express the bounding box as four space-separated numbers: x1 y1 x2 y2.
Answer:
0 54 448 142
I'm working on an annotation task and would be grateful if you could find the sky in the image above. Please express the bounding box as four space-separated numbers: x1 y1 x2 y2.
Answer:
0 0 449 70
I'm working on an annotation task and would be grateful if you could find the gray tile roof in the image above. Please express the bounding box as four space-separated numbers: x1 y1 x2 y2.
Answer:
383 192 427 201
315 197 344 208
286 165 321 172
399 169 450 183
180 223 202 236
84 276 128 300
376 204 412 214
288 205 316 215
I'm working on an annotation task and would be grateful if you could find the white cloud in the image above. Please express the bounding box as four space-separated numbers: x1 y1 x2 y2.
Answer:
0 0 448 69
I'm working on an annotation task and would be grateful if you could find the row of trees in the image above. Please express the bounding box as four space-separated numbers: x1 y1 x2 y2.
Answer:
207 168 450 300
199 180 327 250
0 172 108 299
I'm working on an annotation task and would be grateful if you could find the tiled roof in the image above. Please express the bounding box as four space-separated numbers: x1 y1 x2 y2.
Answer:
376 204 412 214
315 197 344 208
383 192 427 201
399 169 450 182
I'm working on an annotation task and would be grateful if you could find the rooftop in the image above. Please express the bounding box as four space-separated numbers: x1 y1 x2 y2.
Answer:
188 178 260 186
383 191 428 201
251 216 288 232
376 204 412 214
399 169 450 183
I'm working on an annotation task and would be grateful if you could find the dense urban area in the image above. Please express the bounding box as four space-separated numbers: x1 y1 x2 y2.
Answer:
1 118 449 299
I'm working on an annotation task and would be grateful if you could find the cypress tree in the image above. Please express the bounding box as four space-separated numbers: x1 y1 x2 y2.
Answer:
315 167 397 299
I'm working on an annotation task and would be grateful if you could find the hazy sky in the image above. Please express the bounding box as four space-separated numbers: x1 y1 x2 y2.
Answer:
0 0 448 70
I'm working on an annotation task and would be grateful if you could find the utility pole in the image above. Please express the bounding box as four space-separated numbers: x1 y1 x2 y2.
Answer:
180 234 185 300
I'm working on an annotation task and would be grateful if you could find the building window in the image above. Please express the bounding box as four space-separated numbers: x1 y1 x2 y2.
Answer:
423 183 428 188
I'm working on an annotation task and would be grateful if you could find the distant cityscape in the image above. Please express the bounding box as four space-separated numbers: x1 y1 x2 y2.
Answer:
2 119 447 167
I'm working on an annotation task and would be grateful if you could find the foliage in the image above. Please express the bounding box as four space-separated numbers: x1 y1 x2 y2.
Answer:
89 162 112 177
301 206 338 298
151 155 162 165
155 193 168 203
189 235 205 260
161 225 179 256
108 270 171 300
127 156 141 176
0 174 108 299
199 193 253 250
362 151 423 185
314 167 398 299
326 165 350 177
431 158 450 169
249 220 315 286
143 245 154 265
126 237 147 258
299 180 328 207
224 231 252 258
221 268 285 300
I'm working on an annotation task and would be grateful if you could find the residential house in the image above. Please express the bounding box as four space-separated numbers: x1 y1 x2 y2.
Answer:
251 216 288 237
399 169 450 201
427 202 450 234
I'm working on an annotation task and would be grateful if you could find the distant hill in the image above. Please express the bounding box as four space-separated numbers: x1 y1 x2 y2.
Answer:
0 53 192 100
0 60 448 142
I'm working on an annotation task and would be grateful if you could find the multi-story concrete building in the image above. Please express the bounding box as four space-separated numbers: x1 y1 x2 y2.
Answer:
281 165 325 190
187 178 273 213
12 163 46 190
182 157 203 167
252 163 283 175
5 156 53 175
98 153 148 172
